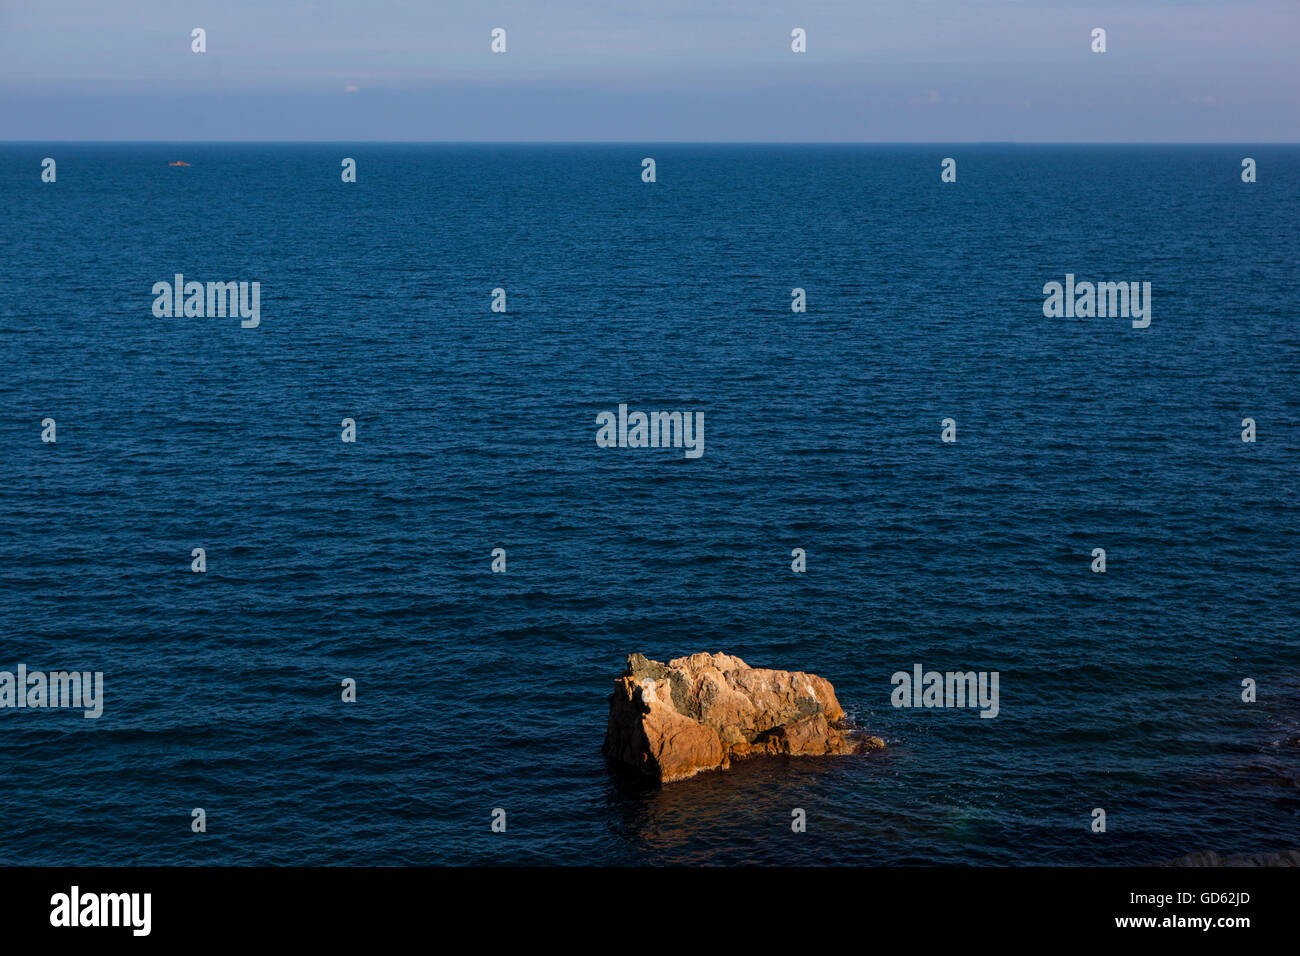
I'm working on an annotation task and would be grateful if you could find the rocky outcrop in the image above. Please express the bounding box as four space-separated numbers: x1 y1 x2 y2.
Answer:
603 652 884 783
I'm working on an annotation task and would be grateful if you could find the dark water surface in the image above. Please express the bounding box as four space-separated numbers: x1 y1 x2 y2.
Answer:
1 144 1297 864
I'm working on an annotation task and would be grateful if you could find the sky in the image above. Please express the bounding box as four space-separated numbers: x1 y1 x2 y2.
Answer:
1 0 1297 141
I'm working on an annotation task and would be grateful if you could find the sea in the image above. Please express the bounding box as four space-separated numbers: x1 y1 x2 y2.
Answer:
1 143 1297 865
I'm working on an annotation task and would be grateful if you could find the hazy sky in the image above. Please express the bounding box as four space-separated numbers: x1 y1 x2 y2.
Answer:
2 0 1296 141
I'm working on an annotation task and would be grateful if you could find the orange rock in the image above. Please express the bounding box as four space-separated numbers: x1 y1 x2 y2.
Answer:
602 652 884 782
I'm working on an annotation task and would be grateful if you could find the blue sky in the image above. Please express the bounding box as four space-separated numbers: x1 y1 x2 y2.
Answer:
2 0 1296 141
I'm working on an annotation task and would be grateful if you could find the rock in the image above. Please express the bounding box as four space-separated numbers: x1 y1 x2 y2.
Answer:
602 652 884 783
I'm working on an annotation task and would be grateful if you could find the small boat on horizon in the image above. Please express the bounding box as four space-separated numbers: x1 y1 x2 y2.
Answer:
168 161 191 166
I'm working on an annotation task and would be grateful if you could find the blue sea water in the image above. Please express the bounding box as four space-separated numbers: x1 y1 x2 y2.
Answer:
0 143 1297 866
